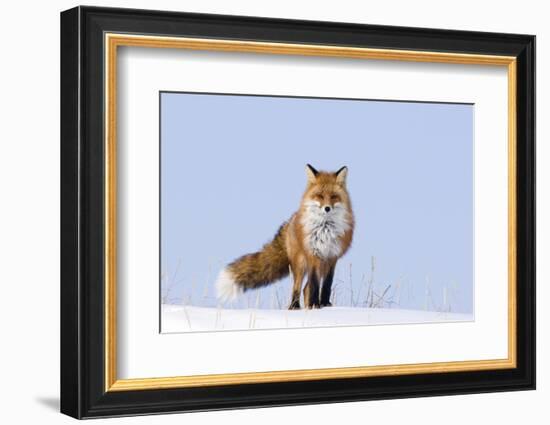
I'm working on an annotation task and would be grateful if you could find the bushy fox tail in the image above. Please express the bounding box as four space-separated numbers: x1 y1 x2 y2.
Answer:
216 223 290 302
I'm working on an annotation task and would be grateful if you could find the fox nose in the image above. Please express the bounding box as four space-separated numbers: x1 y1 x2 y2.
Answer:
324 206 331 213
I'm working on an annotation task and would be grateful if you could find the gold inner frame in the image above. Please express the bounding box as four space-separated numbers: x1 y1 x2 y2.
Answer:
104 33 517 392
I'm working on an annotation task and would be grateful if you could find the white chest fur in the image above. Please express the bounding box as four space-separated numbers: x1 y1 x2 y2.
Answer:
301 201 351 259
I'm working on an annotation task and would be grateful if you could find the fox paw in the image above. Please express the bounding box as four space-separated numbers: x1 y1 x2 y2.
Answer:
320 301 332 307
288 301 301 310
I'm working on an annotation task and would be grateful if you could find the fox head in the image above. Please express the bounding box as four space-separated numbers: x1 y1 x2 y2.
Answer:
302 164 351 214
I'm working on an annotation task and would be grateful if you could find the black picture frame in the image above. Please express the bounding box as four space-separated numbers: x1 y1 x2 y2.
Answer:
61 5 535 419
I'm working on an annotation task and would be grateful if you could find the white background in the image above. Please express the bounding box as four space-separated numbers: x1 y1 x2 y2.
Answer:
0 0 545 424
119 47 508 378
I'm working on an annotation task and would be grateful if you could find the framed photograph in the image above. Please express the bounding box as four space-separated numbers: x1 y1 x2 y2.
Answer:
60 6 535 419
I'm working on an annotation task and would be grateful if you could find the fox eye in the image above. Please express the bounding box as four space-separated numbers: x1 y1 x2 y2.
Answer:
314 193 323 200
330 195 340 202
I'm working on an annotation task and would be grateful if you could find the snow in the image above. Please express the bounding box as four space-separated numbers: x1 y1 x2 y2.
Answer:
161 304 473 333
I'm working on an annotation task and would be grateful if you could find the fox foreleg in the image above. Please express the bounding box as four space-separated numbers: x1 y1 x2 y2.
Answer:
288 264 305 310
303 268 321 309
320 264 335 307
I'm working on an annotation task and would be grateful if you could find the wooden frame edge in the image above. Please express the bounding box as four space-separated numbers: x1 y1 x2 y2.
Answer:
105 32 118 391
108 358 516 391
507 59 518 369
104 33 518 392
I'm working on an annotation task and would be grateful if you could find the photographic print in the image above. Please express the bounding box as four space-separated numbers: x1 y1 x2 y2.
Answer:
160 92 474 333
60 6 536 419
61 8 535 417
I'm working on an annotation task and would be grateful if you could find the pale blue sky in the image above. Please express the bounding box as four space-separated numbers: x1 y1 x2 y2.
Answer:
160 92 473 313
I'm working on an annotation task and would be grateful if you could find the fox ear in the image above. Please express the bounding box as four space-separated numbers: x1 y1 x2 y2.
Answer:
335 166 348 185
306 164 319 183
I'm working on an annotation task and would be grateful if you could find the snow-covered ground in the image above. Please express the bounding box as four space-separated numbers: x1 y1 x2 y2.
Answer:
161 304 473 333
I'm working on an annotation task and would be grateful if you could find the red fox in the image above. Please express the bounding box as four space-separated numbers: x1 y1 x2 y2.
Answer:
216 164 354 309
